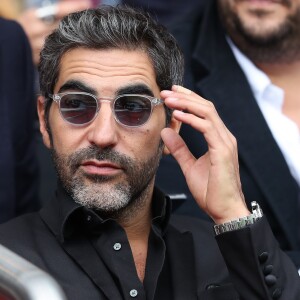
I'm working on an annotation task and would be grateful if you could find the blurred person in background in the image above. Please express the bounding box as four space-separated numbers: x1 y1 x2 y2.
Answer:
0 17 39 222
0 0 94 207
156 0 300 268
16 0 93 66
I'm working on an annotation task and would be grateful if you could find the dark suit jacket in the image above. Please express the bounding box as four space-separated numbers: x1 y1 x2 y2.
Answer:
155 0 300 266
123 0 206 27
0 18 39 222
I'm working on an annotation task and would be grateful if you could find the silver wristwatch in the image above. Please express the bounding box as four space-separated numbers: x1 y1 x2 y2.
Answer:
214 201 263 235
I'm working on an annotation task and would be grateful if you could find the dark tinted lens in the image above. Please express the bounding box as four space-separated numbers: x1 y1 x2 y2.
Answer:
114 95 151 126
60 94 97 125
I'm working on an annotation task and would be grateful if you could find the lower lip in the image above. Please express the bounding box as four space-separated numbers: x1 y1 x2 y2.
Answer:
238 0 284 13
81 165 121 176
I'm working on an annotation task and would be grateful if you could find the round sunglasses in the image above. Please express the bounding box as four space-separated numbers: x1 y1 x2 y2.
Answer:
49 92 164 127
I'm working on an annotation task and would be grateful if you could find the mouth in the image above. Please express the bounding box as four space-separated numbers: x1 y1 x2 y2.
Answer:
240 0 288 5
80 160 123 176
237 0 290 13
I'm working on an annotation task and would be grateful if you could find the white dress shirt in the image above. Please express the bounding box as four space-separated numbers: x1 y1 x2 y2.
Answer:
227 38 300 187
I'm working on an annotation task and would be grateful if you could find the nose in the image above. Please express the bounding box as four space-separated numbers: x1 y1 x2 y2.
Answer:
87 102 118 149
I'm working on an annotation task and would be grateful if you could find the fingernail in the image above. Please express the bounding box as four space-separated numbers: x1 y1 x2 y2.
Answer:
173 85 192 95
173 109 184 114
166 97 178 102
161 90 174 95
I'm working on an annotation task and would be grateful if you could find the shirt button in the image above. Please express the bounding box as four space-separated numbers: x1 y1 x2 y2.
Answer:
113 243 122 251
86 215 92 222
129 289 138 297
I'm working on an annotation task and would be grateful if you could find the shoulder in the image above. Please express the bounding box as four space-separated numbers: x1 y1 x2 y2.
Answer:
167 0 208 42
0 17 32 70
0 212 61 269
0 17 26 42
0 213 49 254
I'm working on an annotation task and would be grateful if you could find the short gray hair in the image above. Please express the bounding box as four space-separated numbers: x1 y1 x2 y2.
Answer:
39 5 184 125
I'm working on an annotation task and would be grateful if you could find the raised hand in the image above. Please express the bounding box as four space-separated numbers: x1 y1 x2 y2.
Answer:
161 85 250 224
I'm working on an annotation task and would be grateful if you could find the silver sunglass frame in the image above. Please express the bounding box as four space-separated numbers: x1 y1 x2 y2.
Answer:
49 92 164 128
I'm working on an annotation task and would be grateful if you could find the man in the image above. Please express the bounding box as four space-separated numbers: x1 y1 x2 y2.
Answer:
0 6 298 299
0 17 40 222
157 0 300 267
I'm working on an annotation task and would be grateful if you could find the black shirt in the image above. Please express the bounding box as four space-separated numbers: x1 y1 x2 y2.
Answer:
41 183 178 299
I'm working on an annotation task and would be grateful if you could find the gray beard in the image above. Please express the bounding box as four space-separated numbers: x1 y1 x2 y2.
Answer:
51 145 163 219
71 178 131 211
218 1 300 64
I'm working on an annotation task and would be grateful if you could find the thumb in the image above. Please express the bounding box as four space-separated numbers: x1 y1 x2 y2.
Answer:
161 128 195 175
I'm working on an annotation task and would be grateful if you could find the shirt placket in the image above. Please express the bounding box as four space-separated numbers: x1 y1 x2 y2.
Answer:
93 221 147 299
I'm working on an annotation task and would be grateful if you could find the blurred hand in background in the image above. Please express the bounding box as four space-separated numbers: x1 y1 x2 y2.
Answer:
17 0 92 65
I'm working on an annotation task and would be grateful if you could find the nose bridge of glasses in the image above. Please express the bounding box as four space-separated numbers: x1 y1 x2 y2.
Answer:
98 97 113 105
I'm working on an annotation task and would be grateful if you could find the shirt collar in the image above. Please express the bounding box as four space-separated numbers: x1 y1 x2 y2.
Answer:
40 181 171 243
226 37 270 97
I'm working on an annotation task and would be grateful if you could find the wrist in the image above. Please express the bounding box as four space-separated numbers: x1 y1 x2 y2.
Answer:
214 201 263 235
213 207 251 225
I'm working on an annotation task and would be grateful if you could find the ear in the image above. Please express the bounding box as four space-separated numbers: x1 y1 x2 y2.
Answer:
163 113 181 155
37 95 51 149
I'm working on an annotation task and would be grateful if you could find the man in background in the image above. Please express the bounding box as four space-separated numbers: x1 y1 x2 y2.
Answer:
157 0 300 268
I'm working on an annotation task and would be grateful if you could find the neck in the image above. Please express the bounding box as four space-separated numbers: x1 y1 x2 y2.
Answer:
120 196 152 241
257 60 300 77
117 183 154 283
256 61 300 129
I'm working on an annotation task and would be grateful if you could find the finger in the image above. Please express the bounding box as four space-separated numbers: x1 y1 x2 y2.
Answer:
161 87 224 130
165 96 233 149
161 87 211 108
171 110 229 160
161 127 196 176
163 86 238 167
162 87 235 149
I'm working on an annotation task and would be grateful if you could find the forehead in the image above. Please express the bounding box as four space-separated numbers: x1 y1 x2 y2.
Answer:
55 48 160 96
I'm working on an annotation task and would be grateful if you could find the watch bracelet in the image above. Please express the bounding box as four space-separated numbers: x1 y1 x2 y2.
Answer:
214 201 263 235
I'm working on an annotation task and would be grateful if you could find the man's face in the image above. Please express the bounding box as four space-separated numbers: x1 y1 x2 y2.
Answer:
38 48 174 215
219 0 299 39
218 0 300 62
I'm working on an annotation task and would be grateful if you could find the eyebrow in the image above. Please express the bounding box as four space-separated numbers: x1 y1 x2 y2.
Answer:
58 81 155 97
116 84 155 97
58 80 97 95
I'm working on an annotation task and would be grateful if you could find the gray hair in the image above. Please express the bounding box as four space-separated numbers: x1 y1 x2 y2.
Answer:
39 5 184 125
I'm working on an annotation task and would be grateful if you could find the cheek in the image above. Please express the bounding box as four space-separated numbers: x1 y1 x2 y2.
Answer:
122 105 165 147
121 125 163 162
132 128 164 159
48 109 86 154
